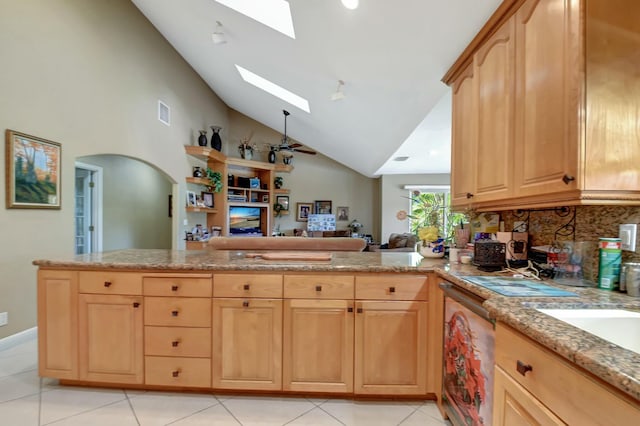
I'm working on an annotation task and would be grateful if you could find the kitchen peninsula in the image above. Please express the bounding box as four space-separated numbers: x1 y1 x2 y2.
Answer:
34 249 640 424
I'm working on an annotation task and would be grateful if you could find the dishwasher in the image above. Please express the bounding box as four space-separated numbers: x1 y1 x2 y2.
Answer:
440 281 495 426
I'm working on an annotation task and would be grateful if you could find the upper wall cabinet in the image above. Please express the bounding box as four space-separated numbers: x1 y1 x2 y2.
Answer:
444 0 640 211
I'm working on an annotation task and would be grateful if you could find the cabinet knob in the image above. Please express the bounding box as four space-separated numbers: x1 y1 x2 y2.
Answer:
172 369 181 378
389 286 396 293
242 300 249 308
243 284 250 290
562 174 575 185
516 360 533 376
347 307 353 313
171 285 179 291
357 307 363 314
315 285 322 292
466 192 474 199
104 281 112 287
133 302 140 308
171 340 180 347
171 310 179 317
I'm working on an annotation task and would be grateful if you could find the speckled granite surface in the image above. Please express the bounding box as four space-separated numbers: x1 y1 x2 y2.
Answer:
437 263 640 403
33 249 640 402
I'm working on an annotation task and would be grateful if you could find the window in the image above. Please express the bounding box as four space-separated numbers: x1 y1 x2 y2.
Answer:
405 185 466 243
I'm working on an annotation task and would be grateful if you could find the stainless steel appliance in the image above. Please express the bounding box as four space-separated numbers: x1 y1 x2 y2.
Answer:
440 282 495 426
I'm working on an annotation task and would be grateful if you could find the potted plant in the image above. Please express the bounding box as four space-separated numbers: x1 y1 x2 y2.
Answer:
205 167 223 193
348 220 363 237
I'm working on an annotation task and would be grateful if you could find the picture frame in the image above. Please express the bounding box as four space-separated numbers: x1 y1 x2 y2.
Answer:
186 190 197 207
296 202 312 222
5 129 61 209
337 206 349 221
314 200 332 214
262 194 269 203
201 191 214 208
276 195 289 211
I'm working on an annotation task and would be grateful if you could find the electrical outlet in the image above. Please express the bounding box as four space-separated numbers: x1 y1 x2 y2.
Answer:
0 312 7 327
620 224 637 252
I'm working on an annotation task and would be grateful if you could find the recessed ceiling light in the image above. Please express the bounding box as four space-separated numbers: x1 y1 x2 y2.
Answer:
393 156 410 162
236 65 310 113
215 0 295 38
341 0 359 10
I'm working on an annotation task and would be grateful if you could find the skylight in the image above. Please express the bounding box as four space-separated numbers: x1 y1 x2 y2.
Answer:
215 0 295 39
236 65 310 113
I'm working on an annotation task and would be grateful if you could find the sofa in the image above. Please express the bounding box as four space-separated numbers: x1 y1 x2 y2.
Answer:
207 236 366 251
368 233 418 252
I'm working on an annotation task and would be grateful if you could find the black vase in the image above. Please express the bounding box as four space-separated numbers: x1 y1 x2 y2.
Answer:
268 147 276 164
197 130 208 146
210 126 222 151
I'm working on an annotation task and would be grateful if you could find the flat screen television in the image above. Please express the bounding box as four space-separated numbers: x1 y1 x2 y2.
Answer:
229 206 263 235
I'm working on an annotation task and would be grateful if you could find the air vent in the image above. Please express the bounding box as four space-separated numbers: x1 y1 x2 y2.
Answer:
158 100 170 126
393 156 409 162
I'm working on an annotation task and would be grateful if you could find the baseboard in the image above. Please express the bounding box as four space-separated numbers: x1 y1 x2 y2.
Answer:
0 327 37 351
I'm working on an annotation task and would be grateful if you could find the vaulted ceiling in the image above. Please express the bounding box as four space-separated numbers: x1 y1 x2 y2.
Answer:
132 0 501 177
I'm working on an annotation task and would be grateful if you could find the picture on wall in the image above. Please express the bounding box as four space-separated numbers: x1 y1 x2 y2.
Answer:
337 206 349 221
202 191 214 208
314 200 332 214
186 190 197 207
296 202 312 222
276 195 289 211
5 129 61 209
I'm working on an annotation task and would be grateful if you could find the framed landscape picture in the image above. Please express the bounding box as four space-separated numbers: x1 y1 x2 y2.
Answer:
314 200 332 214
5 129 61 209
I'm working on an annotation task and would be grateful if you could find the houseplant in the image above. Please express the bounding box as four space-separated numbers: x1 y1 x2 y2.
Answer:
205 167 223 193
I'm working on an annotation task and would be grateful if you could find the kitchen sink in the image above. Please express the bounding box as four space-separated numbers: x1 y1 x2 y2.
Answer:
536 309 640 354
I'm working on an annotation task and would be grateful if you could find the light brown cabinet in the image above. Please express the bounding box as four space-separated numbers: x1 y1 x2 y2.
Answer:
445 0 640 211
494 323 640 426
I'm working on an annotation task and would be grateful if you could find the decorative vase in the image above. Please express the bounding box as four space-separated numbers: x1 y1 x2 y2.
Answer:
192 166 204 178
268 147 276 163
198 130 208 146
283 155 293 165
419 239 445 258
274 177 283 189
210 126 222 151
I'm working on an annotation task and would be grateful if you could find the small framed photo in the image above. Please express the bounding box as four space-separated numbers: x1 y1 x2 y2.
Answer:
314 200 332 214
6 129 61 209
337 206 349 221
201 191 214 208
262 194 269 203
186 190 197 207
276 195 289 211
296 202 312 222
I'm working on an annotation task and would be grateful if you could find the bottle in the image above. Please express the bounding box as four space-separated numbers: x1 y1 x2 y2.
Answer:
598 237 622 290
197 130 208 146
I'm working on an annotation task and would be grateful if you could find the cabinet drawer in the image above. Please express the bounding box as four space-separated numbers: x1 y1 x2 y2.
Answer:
495 323 640 426
144 326 211 358
145 356 211 388
355 275 427 300
143 276 212 297
284 275 354 299
214 274 283 298
144 297 211 327
78 271 142 295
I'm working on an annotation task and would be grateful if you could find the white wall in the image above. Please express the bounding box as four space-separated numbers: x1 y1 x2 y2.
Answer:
0 0 229 338
380 174 450 243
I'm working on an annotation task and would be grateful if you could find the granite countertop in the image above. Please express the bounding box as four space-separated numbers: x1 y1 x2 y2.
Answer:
32 248 443 273
437 263 640 403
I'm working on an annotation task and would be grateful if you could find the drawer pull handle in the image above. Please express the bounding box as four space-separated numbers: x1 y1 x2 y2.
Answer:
104 281 112 287
243 284 250 290
171 285 179 291
171 340 180 347
133 302 140 308
562 174 575 185
516 360 533 376
347 307 353 313
389 286 396 293
171 310 179 317
243 300 249 308
172 369 181 378
357 307 363 314
466 192 474 199
315 285 322 292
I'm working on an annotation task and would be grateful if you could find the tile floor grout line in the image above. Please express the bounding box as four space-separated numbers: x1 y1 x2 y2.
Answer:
40 390 129 426
281 404 323 425
123 389 142 426
316 404 348 426
396 404 421 425
217 398 244 425
163 395 221 425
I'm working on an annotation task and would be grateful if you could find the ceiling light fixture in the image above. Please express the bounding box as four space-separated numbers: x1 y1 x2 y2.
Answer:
211 21 227 44
330 80 345 101
341 0 359 10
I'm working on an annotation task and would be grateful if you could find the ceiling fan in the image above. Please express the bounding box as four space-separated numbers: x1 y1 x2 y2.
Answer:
272 110 316 155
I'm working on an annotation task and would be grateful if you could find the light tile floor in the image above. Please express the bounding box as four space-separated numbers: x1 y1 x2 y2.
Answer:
0 333 447 425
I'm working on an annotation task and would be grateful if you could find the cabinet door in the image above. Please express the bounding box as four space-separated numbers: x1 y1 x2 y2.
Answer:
354 301 427 395
37 270 78 379
513 0 580 198
473 15 515 203
212 298 282 390
283 299 354 393
450 63 477 208
78 294 143 384
493 366 565 426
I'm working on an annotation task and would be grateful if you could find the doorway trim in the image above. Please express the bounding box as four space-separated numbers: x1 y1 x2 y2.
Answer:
75 161 103 253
